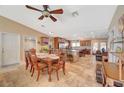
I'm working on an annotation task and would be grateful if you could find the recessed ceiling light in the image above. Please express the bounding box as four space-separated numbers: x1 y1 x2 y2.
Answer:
41 25 45 27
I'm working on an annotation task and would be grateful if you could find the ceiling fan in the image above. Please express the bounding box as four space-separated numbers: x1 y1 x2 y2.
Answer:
25 5 63 22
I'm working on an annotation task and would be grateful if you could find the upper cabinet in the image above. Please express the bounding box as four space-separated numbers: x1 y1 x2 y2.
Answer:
80 40 91 46
54 37 59 49
53 37 70 49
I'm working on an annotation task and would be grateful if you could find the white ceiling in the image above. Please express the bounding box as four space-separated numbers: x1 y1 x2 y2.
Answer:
0 5 117 40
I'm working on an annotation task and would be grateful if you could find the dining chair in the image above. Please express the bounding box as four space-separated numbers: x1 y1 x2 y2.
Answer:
29 53 48 81
25 51 29 70
30 48 42 62
30 48 36 55
51 54 66 81
25 51 34 72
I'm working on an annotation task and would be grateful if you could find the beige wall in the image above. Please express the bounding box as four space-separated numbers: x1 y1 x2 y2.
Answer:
0 16 48 62
109 5 124 31
0 33 2 67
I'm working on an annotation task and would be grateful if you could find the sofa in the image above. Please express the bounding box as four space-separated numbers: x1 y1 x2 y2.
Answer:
79 48 91 57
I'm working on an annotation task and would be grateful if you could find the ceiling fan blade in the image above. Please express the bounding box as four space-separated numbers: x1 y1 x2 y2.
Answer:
38 15 44 20
43 5 49 10
49 15 57 22
25 5 42 12
50 9 63 14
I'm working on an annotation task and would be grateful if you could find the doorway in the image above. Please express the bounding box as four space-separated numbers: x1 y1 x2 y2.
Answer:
0 32 20 67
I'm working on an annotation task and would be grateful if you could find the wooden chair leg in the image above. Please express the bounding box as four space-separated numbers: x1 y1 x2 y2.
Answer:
31 68 35 77
41 68 44 72
56 70 59 81
36 70 40 81
48 64 52 82
30 65 33 72
63 66 65 75
63 63 65 75
26 63 29 70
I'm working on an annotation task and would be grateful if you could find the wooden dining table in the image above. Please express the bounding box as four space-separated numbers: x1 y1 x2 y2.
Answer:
36 53 60 81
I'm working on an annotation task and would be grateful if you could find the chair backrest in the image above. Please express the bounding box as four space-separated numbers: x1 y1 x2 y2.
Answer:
30 48 36 55
30 54 37 63
25 51 33 65
29 54 39 69
60 53 66 62
52 53 65 66
25 51 29 64
58 53 66 65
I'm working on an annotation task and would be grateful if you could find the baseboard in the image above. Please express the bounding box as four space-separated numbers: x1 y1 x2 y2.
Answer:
1 63 19 68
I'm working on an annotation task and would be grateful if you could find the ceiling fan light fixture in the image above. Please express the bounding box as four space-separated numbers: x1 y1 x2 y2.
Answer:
26 5 63 22
42 10 50 17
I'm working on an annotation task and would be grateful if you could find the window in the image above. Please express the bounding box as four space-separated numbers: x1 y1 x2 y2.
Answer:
93 42 98 53
71 41 80 47
24 36 36 51
100 42 107 51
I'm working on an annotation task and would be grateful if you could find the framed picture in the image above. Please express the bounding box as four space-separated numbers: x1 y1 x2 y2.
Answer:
41 37 49 45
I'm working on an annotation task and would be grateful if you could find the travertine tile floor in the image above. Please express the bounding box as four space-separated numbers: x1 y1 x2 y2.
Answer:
0 55 102 87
